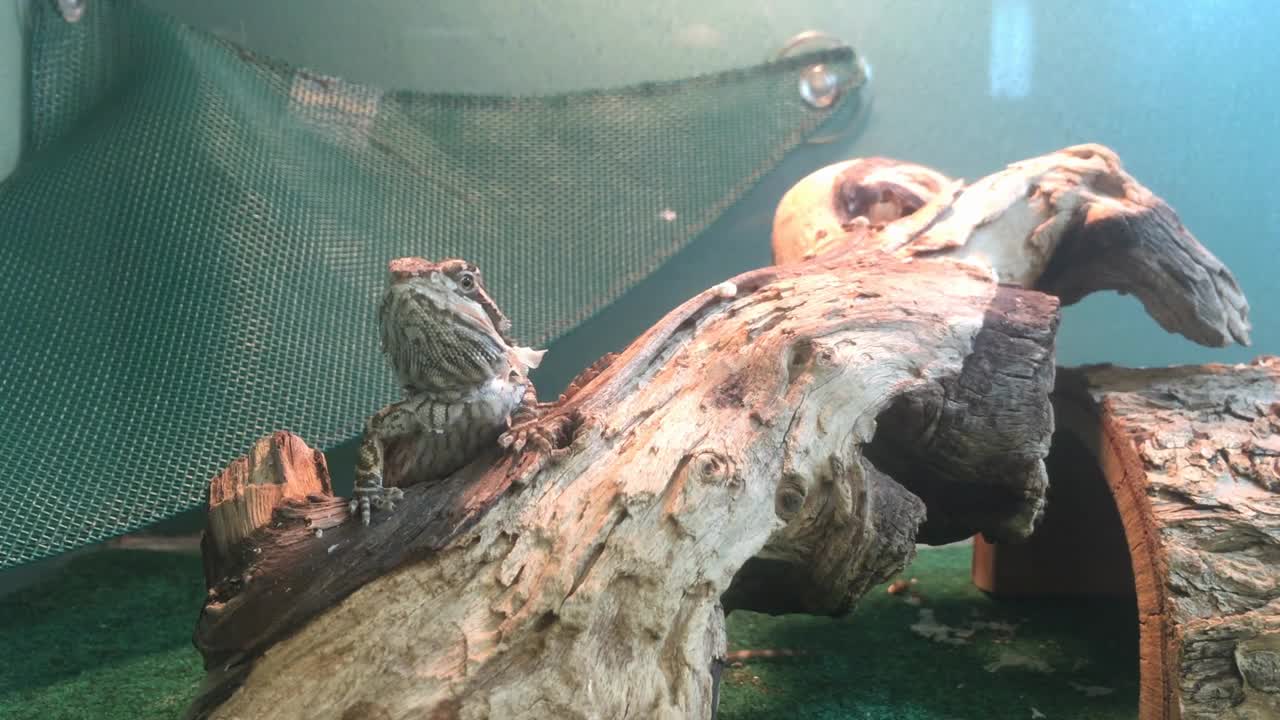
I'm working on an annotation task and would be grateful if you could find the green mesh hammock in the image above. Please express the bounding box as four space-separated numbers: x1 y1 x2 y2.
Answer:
0 0 860 568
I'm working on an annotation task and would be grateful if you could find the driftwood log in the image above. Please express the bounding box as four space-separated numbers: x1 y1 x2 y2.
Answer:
189 145 1251 719
771 143 1250 349
976 360 1280 720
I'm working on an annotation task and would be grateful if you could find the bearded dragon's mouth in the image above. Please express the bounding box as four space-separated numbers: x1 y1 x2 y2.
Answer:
404 279 500 338
447 296 499 334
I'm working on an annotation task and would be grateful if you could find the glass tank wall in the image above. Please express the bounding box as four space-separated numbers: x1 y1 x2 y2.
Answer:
131 0 1278 388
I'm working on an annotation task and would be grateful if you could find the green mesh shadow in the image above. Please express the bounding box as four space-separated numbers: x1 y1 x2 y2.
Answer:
0 0 856 568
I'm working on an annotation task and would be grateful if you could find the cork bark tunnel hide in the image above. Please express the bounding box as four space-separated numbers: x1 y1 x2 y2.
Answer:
976 360 1280 720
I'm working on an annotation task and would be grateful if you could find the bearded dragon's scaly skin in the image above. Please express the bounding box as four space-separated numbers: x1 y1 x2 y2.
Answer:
350 257 545 525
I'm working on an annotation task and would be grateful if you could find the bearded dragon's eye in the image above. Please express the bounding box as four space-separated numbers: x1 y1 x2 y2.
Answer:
458 272 476 291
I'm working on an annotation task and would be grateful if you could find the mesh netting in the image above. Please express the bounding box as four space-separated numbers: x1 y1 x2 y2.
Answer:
0 0 856 567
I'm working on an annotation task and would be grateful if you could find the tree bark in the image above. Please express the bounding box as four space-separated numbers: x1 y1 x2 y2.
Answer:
1042 360 1280 720
188 251 1059 720
188 144 1252 719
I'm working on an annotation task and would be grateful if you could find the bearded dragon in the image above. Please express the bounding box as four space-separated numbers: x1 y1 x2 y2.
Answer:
349 257 545 525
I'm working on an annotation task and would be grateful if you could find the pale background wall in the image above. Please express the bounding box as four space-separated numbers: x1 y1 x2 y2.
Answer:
3 0 1276 381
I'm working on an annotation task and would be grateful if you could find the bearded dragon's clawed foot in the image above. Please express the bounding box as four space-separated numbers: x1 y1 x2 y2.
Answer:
348 485 405 526
499 408 582 467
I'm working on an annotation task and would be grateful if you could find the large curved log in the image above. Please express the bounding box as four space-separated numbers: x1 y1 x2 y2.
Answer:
189 144 1249 719
189 247 1060 719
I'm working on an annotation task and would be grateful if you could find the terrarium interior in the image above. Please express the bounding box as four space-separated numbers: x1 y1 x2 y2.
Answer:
0 2 1275 720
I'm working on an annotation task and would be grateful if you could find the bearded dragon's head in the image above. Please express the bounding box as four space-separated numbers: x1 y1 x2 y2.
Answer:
385 257 513 341
378 257 529 393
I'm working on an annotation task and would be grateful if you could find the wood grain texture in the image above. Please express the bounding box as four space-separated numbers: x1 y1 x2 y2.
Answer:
188 144 1254 719
1054 358 1280 720
970 427 1138 599
189 249 1060 720
201 431 333 589
773 144 1251 349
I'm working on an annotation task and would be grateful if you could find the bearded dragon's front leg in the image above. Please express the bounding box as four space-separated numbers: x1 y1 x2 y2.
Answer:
506 383 545 429
350 402 415 525
502 352 616 454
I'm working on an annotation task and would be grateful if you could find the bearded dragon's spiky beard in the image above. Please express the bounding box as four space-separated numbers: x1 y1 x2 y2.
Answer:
377 279 509 395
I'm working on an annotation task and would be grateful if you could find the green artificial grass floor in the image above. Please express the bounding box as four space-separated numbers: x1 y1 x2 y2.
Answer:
0 544 1138 719
719 546 1139 720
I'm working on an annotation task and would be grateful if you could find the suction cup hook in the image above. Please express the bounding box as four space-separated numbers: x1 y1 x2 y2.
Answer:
774 31 874 145
55 0 85 23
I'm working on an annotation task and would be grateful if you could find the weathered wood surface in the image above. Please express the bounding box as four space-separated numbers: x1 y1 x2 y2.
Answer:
189 252 1061 719
1052 359 1280 720
201 432 334 588
191 431 520 717
773 143 1251 348
970 426 1139 599
189 144 1253 720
